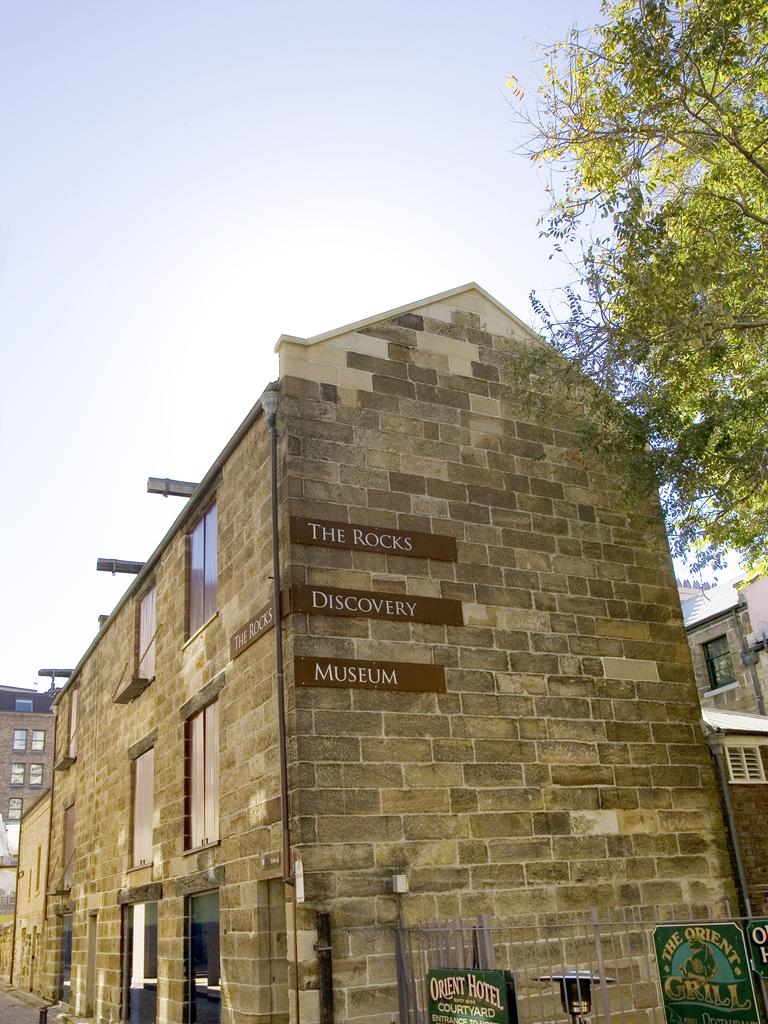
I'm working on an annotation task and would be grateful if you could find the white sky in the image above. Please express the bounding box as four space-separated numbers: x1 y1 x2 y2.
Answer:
3 0 686 688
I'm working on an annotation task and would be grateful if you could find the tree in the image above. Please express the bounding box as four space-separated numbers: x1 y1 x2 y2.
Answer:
521 0 768 571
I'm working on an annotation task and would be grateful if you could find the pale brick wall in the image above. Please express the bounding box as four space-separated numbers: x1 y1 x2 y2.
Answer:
12 789 51 994
0 921 12 984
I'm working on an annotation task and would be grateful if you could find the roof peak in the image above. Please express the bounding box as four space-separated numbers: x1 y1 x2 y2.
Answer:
276 281 537 352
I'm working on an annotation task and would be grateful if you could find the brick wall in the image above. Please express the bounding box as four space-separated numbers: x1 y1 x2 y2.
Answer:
12 789 51 994
278 290 736 1020
43 411 282 1020
0 921 12 984
0 707 54 841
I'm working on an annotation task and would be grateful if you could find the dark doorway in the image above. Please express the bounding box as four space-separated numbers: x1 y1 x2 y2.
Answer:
59 914 73 1004
188 891 220 1024
124 902 158 1024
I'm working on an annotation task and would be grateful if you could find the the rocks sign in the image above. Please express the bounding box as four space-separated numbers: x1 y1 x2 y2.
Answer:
290 516 457 561
229 602 275 660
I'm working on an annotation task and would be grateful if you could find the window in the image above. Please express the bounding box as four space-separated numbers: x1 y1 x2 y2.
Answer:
123 902 158 1024
132 748 154 867
68 689 79 759
704 636 736 689
8 798 22 821
11 763 24 786
186 702 219 849
188 504 217 636
727 745 766 783
188 891 220 1024
13 729 27 751
63 804 75 889
36 846 41 891
31 730 45 751
137 585 157 680
15 699 33 712
30 764 43 787
60 913 73 1003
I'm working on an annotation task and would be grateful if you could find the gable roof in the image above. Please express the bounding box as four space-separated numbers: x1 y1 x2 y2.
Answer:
275 282 539 351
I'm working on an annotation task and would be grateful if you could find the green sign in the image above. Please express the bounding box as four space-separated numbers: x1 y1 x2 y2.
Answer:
653 923 759 1024
427 969 516 1024
745 919 768 978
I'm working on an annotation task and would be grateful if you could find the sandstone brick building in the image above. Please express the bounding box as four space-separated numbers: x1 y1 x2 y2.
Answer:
35 285 736 1023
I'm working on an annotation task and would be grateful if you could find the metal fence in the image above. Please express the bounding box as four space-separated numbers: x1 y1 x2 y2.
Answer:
395 900 754 1024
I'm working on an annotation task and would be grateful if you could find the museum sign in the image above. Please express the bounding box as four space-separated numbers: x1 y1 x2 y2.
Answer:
295 656 446 693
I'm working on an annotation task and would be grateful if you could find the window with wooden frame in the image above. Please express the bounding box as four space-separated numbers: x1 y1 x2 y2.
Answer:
188 504 217 637
68 689 79 760
63 803 75 889
726 745 767 783
8 798 22 821
11 763 24 786
31 730 45 751
137 584 157 682
29 764 43 787
703 636 736 690
132 747 154 868
185 701 219 850
13 729 26 751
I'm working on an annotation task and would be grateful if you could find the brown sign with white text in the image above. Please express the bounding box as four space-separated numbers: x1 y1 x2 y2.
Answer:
289 584 463 626
295 656 446 692
230 602 275 659
290 516 457 561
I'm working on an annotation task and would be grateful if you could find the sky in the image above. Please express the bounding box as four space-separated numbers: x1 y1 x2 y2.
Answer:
2 0 723 689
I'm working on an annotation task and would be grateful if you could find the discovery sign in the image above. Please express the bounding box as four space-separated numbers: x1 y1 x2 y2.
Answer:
427 969 516 1024
290 584 463 626
653 923 759 1024
290 516 457 560
294 656 446 693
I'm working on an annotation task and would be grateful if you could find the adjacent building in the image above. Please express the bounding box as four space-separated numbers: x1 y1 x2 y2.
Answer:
0 686 54 858
682 576 768 906
27 284 737 1022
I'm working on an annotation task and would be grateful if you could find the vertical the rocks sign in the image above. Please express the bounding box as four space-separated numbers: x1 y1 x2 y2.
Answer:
653 924 760 1024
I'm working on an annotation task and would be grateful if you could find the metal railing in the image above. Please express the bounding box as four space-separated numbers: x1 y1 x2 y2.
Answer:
394 900 745 1024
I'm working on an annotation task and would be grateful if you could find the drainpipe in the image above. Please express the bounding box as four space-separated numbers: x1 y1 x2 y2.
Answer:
261 387 294 887
707 732 752 915
735 611 766 716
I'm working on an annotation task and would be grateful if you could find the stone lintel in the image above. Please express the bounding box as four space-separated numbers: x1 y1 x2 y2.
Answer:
179 671 226 721
174 866 225 896
118 882 163 905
